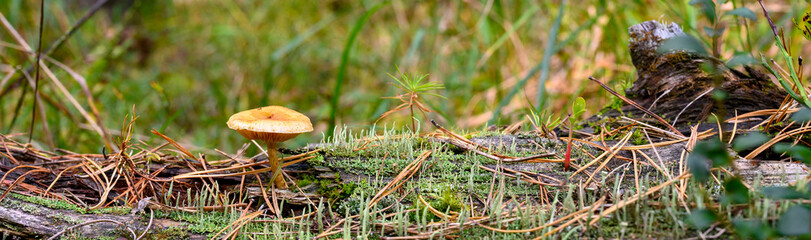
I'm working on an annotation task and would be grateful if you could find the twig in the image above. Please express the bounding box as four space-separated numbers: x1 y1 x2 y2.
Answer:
137 209 154 240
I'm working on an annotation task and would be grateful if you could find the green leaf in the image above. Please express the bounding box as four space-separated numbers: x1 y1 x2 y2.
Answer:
722 178 749 204
658 35 708 56
704 26 725 38
689 0 716 24
773 143 811 165
726 54 758 67
688 139 729 182
733 218 773 240
732 132 769 152
711 88 727 101
688 209 717 230
572 97 586 120
794 10 811 41
694 138 730 167
777 204 811 236
688 155 710 182
791 108 811 124
762 186 809 200
725 7 757 20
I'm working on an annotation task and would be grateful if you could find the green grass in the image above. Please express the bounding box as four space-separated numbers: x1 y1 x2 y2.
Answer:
6 193 131 215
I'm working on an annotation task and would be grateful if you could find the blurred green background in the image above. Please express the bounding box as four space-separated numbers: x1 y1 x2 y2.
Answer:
0 0 808 153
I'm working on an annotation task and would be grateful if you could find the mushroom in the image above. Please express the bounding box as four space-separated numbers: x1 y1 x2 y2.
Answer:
227 106 313 189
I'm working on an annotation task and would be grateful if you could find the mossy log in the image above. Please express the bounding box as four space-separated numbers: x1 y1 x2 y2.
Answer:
0 134 807 238
0 195 206 239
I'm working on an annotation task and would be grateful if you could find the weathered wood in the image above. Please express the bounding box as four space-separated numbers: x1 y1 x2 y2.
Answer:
0 196 208 239
591 20 786 132
734 159 808 185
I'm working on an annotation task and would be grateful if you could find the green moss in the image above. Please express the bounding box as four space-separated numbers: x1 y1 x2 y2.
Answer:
471 130 504 138
48 213 81 225
144 226 190 240
308 154 326 166
321 178 357 201
20 204 40 214
153 209 236 234
296 174 317 187
408 187 465 222
296 173 359 204
8 193 132 215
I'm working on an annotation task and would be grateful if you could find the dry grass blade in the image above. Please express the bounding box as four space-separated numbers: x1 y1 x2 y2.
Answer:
589 76 685 137
534 195 608 239
744 124 811 159
672 87 714 127
634 150 670 178
0 12 113 150
151 129 199 162
417 195 458 221
725 108 799 123
587 172 691 226
0 166 50 202
368 150 431 208
620 116 686 140
479 195 605 234
582 130 633 186
569 129 714 151
569 130 633 180
432 120 553 162
172 155 316 179
215 206 264 239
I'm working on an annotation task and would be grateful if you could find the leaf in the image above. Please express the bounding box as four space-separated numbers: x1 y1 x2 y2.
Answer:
791 107 811 124
794 10 811 41
704 26 725 38
762 186 809 200
733 218 773 240
726 54 758 67
658 35 708 56
722 178 749 204
689 0 716 24
694 138 730 167
688 139 728 182
572 97 586 120
688 154 711 182
773 143 811 165
725 7 757 20
711 88 727 101
732 132 769 152
688 209 717 230
777 204 811 236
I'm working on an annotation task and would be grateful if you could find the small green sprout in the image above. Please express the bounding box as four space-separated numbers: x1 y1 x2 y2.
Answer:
376 67 446 132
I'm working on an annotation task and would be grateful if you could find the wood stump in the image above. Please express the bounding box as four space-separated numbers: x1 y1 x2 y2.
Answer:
590 20 786 133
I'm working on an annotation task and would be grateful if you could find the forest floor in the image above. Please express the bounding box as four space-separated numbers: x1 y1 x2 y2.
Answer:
0 120 807 239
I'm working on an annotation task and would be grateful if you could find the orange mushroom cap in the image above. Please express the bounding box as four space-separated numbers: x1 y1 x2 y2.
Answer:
227 106 313 142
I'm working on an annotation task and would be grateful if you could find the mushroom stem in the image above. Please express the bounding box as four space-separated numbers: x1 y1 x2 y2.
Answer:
267 141 288 189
